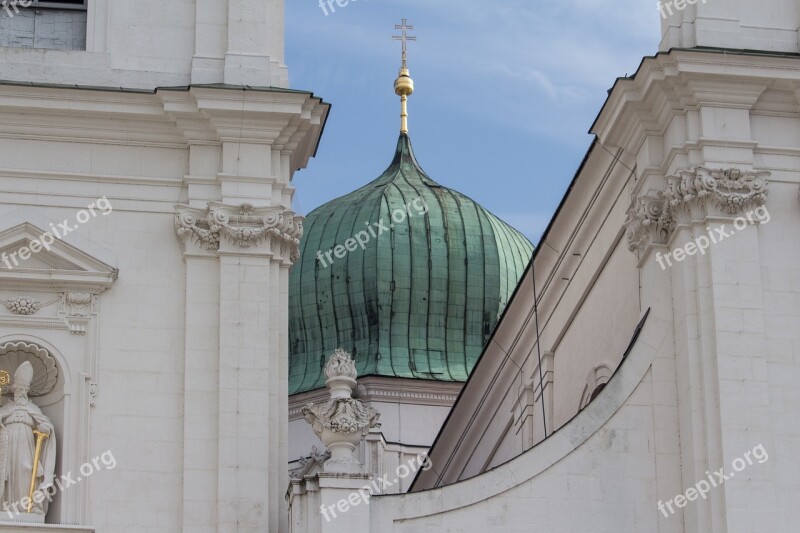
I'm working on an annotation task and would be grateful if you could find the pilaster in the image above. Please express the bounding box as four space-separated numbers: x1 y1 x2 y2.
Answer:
626 166 775 533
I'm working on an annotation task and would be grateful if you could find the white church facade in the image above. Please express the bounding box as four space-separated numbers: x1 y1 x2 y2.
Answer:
0 1 796 532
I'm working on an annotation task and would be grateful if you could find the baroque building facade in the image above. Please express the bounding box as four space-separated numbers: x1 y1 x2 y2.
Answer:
0 1 798 532
0 1 326 532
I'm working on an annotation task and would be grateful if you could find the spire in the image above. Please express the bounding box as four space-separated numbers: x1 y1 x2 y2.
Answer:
392 18 416 134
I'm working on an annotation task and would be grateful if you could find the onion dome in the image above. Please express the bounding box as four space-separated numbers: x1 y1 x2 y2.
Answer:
289 134 533 394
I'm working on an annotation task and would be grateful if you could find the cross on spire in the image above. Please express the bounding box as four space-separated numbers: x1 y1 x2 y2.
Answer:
392 18 416 68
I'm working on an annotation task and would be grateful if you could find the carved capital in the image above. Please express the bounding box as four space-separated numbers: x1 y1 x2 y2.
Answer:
625 167 770 253
174 202 304 262
664 167 769 218
624 190 675 252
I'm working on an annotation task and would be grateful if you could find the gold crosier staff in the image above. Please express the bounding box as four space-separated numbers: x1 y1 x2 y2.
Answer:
27 430 49 513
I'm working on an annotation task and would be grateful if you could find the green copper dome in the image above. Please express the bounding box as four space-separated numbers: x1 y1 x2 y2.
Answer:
289 134 533 394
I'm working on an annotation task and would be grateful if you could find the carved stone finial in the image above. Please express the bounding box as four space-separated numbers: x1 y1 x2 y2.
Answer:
324 348 358 380
301 349 380 473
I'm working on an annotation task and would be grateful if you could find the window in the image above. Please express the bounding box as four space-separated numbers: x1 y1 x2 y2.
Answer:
30 0 87 8
1 0 88 51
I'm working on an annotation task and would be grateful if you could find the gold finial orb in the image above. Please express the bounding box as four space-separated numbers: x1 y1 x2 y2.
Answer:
394 68 414 97
0 370 10 387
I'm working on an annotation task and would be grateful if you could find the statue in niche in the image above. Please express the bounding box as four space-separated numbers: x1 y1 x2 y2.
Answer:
0 362 56 516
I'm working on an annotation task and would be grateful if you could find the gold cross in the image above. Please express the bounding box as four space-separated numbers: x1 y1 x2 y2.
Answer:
392 18 416 68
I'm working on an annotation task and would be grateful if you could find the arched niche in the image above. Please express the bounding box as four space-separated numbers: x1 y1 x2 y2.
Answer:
0 339 67 525
579 363 614 410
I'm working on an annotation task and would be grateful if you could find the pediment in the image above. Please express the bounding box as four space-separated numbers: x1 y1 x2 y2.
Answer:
0 222 118 291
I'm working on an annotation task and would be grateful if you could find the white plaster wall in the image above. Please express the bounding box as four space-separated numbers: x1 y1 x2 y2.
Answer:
0 0 288 89
0 80 327 532
370 311 680 532
660 0 800 52
551 242 641 427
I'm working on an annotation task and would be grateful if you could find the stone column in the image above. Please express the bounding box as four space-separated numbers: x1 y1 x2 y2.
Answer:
167 85 328 533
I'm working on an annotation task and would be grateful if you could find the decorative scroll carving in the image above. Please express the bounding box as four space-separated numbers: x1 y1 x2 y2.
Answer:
625 167 770 253
64 293 92 317
174 202 303 261
624 190 674 252
57 293 96 335
665 167 768 215
301 349 380 473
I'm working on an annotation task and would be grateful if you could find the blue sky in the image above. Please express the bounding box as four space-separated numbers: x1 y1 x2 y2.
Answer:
286 0 660 242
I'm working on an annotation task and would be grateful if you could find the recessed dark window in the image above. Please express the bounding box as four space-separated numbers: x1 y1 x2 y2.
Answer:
589 383 606 403
30 0 88 9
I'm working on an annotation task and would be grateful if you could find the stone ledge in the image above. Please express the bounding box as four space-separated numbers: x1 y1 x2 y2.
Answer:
0 525 94 532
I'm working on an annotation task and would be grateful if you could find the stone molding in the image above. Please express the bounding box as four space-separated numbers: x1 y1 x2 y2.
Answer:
289 377 463 419
625 167 770 253
174 202 303 261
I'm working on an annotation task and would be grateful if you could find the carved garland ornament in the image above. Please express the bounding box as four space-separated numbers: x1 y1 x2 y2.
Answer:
625 167 769 252
174 202 303 260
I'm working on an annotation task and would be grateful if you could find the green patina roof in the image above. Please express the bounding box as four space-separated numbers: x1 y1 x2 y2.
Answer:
289 134 533 394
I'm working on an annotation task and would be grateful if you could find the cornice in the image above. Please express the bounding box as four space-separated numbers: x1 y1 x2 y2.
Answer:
592 50 783 153
0 84 329 174
288 377 463 420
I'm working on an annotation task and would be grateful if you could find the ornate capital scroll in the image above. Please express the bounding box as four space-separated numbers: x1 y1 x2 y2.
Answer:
624 190 675 252
664 167 769 216
624 167 770 253
174 202 304 262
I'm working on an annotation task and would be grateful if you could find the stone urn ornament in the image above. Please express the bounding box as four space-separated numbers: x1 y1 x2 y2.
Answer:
301 349 380 473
